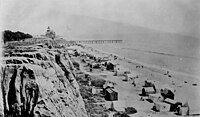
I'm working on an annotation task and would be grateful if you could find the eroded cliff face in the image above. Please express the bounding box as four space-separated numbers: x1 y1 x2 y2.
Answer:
1 39 88 117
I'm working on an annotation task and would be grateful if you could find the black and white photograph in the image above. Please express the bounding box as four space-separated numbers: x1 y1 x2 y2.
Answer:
0 0 200 116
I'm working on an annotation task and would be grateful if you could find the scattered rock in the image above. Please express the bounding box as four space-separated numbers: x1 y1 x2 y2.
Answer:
192 83 197 86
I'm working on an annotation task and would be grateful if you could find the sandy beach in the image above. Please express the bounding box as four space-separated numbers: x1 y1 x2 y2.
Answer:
70 44 200 117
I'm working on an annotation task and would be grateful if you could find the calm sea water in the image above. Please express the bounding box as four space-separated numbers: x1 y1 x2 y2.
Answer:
87 41 200 76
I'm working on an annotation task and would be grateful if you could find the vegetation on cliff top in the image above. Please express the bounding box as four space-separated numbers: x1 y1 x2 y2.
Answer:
2 30 32 43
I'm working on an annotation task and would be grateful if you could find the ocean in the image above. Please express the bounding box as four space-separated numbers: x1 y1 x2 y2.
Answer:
87 41 200 77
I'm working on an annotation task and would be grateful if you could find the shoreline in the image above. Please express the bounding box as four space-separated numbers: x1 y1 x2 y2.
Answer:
83 44 200 83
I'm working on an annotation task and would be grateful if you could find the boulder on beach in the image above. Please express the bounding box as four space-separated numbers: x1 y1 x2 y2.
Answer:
106 63 114 71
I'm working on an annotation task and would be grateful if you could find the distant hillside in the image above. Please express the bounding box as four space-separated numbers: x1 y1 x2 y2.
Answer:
66 15 159 40
66 15 200 58
66 15 198 41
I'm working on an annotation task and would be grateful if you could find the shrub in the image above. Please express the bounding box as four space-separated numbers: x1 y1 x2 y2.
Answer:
113 112 130 117
80 86 93 99
125 107 137 114
3 30 32 43
91 79 106 88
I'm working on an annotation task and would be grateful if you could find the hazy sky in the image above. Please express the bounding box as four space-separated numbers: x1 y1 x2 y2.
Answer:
1 0 200 38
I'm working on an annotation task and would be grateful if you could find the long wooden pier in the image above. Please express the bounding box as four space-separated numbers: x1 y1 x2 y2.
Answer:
73 40 123 44
6 38 123 47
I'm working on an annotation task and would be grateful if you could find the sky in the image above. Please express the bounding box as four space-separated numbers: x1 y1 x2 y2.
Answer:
1 0 200 38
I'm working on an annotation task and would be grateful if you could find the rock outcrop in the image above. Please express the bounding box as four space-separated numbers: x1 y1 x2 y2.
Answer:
1 38 88 117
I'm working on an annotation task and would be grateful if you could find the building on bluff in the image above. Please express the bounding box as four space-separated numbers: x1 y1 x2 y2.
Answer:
45 27 56 39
